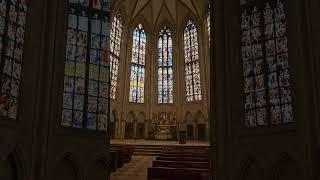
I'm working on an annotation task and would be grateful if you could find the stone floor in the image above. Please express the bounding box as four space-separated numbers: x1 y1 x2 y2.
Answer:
110 156 155 180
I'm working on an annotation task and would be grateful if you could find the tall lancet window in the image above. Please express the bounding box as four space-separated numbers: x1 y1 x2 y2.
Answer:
110 12 122 99
0 0 28 119
62 0 110 131
184 20 202 102
129 24 146 103
158 26 173 104
207 4 211 44
240 0 294 128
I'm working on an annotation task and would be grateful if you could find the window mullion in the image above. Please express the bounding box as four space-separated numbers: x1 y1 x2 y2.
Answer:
189 29 195 101
83 10 92 129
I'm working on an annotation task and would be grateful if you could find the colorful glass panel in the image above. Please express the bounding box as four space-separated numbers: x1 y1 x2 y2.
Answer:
129 24 146 103
184 20 202 102
240 0 293 128
0 0 27 120
62 0 110 131
207 4 211 45
110 12 122 99
158 26 173 104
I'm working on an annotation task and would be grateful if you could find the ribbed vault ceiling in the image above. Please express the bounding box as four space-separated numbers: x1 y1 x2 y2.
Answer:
111 0 209 26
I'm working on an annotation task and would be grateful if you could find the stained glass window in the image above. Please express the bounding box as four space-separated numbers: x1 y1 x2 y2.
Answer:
184 20 202 102
62 0 110 131
158 26 173 104
129 24 146 103
207 4 211 44
110 12 122 99
0 0 27 120
240 0 293 128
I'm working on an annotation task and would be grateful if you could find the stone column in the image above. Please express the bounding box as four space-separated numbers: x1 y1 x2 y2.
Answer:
193 120 197 140
133 120 137 139
121 120 125 140
145 119 149 139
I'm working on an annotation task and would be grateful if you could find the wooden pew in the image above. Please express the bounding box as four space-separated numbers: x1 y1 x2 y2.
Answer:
109 151 119 172
110 148 125 168
111 144 134 158
148 167 209 180
156 156 209 163
152 160 209 169
156 156 209 162
162 149 210 154
157 153 209 158
163 147 209 151
110 145 133 163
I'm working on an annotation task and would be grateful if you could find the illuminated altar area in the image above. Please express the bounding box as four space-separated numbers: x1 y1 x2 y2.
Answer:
152 112 177 141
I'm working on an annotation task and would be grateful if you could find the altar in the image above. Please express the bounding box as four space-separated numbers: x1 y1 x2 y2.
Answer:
155 131 172 140
152 112 177 141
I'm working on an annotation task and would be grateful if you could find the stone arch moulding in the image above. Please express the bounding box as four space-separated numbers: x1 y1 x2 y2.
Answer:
194 110 206 123
153 18 178 106
153 2 175 32
130 15 152 38
126 111 136 123
272 153 303 180
110 4 129 26
2 147 26 180
184 111 193 124
85 155 108 180
240 156 265 180
111 109 118 123
180 12 202 38
136 111 146 123
154 19 176 44
52 152 83 180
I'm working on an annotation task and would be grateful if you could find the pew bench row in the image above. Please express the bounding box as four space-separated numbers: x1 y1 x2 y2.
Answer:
110 145 134 173
148 147 210 180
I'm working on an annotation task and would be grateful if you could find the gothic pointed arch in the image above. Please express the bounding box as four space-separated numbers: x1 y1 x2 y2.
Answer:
85 155 108 180
240 156 265 180
53 153 83 180
157 25 174 104
1 148 26 180
272 153 303 180
126 111 135 123
183 18 202 102
110 11 123 99
128 22 147 103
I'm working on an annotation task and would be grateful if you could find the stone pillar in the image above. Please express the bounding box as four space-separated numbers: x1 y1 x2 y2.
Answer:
145 119 149 139
121 120 125 140
193 120 197 140
206 121 210 141
133 120 137 139
114 119 118 139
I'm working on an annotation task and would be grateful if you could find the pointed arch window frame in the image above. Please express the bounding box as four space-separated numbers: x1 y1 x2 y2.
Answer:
129 23 147 104
110 11 122 100
183 19 202 103
157 25 174 104
207 3 211 45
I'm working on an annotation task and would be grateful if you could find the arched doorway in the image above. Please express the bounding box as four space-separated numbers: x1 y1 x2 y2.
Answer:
136 112 146 139
110 110 117 139
0 154 18 180
185 112 194 140
53 156 79 180
124 112 135 139
195 111 208 141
